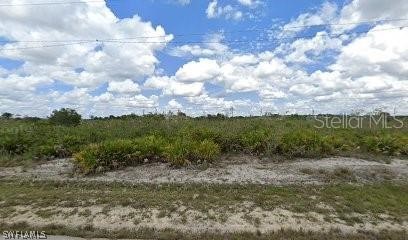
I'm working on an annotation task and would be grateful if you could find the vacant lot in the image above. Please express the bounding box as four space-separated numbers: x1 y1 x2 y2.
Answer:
1 117 407 239
1 116 407 169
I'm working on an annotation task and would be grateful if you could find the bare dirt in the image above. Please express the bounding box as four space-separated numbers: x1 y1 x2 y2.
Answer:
0 155 407 185
2 204 407 237
1 156 407 238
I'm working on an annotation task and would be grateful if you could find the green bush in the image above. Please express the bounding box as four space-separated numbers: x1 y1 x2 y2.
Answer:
61 135 87 154
74 139 140 173
2 116 408 169
187 127 220 142
192 139 221 162
164 139 192 166
214 132 243 152
240 130 271 154
35 144 58 158
134 135 167 160
278 130 333 158
362 134 406 156
49 108 82 126
0 134 31 155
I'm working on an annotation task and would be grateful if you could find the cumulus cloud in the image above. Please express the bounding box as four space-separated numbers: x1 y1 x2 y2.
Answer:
168 33 229 58
276 32 344 63
167 99 183 110
337 0 408 31
107 79 141 94
186 93 251 115
1 0 408 116
237 0 259 7
206 0 243 20
281 2 338 35
144 76 204 97
0 0 172 116
175 58 220 82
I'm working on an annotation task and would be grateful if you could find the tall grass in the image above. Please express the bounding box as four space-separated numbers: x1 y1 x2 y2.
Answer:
1 116 407 169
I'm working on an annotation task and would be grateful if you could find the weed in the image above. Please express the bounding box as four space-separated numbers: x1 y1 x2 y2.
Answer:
1 117 408 168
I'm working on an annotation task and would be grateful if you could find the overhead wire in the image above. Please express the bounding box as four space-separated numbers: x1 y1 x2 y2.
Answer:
0 0 119 7
0 18 408 43
0 25 407 51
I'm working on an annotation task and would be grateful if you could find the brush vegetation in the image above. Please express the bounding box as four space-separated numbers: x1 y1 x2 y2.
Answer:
1 115 407 170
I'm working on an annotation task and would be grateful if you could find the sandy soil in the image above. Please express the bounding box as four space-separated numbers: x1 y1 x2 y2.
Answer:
1 156 407 238
0 155 407 185
2 203 407 236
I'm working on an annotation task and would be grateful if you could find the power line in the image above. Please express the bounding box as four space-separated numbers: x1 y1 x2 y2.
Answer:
0 41 95 51
1 25 407 51
107 25 408 43
0 0 118 7
1 18 408 44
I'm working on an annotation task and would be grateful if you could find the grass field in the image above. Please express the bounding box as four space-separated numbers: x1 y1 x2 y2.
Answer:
1 116 408 239
1 115 407 170
0 180 407 239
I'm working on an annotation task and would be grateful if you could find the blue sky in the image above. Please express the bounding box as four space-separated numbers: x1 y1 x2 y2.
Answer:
0 0 407 117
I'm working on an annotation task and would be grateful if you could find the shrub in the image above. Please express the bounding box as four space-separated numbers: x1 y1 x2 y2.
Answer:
36 144 58 158
362 134 405 155
74 139 140 173
1 112 13 119
134 135 167 160
49 108 82 126
187 127 220 142
278 130 333 158
192 139 221 162
164 140 192 166
61 135 87 154
0 134 31 155
240 130 270 154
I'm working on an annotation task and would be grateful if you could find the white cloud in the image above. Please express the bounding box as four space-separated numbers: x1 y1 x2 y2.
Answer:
206 0 243 20
330 25 408 79
0 0 172 116
186 93 251 114
338 0 408 31
0 74 52 94
167 99 183 109
0 0 172 89
281 2 338 35
1 0 408 116
175 58 220 82
237 0 258 7
176 0 191 6
107 79 141 94
144 76 204 97
206 0 218 18
168 33 229 58
277 32 343 63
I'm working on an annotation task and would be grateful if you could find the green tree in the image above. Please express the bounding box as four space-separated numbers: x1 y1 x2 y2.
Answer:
49 108 82 126
1 112 13 119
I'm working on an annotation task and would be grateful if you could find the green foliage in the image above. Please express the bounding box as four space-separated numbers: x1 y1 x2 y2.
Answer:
192 139 221 162
164 139 192 166
0 133 31 155
362 134 407 155
278 130 333 158
36 144 58 158
74 136 222 171
1 116 408 169
240 129 271 154
49 108 82 126
133 135 167 159
1 112 13 119
74 139 140 173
